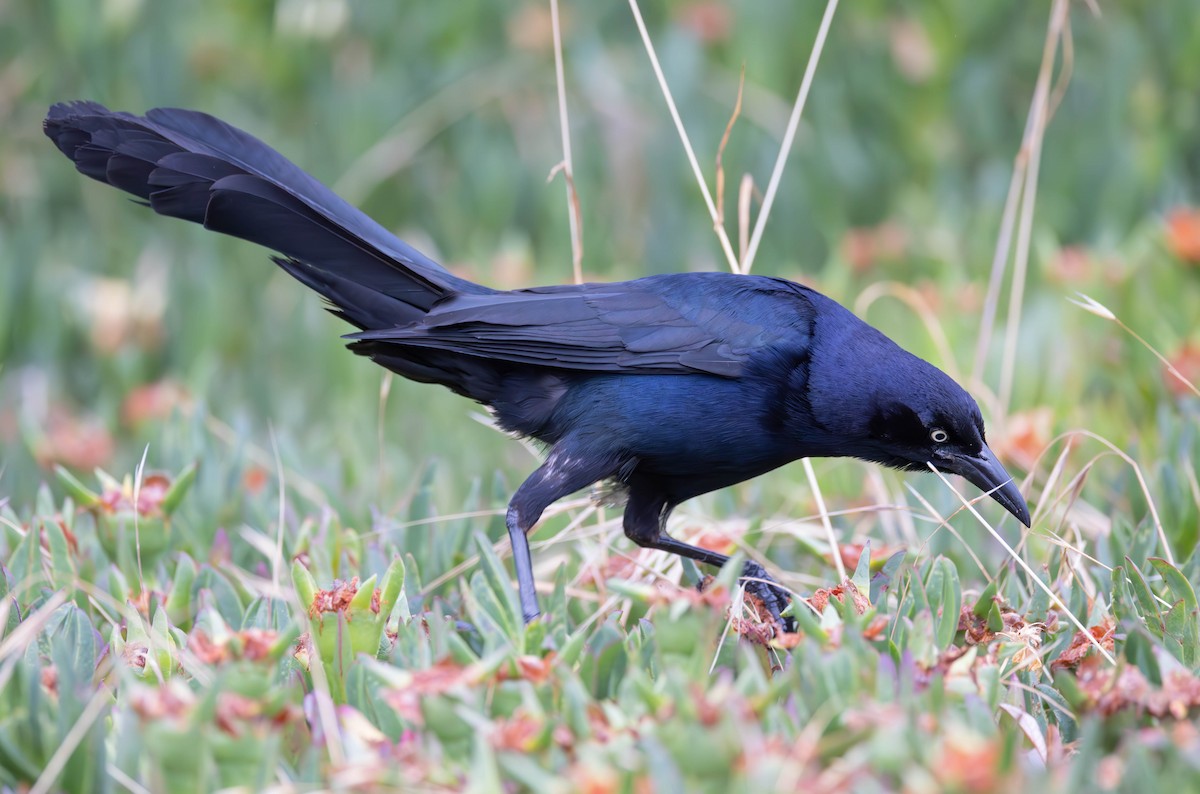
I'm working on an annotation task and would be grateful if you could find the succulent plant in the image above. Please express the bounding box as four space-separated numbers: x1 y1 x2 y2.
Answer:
292 557 405 704
56 462 197 571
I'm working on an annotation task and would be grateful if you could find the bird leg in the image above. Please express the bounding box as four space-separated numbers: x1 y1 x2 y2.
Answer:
622 487 795 633
507 447 619 623
505 505 543 623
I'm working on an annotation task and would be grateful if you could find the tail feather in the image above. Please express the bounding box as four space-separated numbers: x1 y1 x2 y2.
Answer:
44 101 490 328
273 256 427 329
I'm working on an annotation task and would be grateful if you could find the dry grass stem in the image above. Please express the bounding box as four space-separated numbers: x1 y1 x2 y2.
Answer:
549 0 584 283
30 686 113 794
627 0 740 273
1069 293 1200 398
205 414 328 506
105 765 152 794
972 137 1027 385
803 457 846 582
737 174 755 261
1066 431 1173 565
902 483 993 580
998 0 1072 415
928 463 1117 665
270 423 287 591
854 281 961 383
377 371 393 503
419 499 599 594
742 0 841 274
1025 428 1173 565
0 591 70 692
133 444 149 589
714 65 747 229
974 0 1071 400
300 629 345 768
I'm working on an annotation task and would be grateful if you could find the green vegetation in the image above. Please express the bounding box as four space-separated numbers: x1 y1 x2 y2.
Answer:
2 0 1200 790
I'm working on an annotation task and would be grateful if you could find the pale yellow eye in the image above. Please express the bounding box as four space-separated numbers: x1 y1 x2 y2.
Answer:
930 428 949 443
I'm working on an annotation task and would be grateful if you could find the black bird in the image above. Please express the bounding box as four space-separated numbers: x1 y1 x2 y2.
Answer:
44 102 1031 631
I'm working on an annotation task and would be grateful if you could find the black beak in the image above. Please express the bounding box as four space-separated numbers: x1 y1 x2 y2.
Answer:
941 445 1031 527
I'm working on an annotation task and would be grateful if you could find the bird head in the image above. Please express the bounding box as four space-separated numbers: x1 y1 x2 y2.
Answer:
863 392 1031 527
802 306 1031 527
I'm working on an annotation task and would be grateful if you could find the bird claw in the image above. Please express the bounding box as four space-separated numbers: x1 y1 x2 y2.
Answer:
738 561 795 635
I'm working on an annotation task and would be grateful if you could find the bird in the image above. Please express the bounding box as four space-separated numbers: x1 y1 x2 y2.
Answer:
44 101 1031 633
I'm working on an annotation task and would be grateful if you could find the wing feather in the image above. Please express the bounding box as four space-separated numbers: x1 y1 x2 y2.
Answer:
349 273 815 378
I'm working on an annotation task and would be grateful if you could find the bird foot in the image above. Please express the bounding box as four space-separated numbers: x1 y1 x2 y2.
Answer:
738 561 796 635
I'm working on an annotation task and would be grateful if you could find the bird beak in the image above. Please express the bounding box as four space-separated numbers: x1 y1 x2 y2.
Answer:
940 446 1031 527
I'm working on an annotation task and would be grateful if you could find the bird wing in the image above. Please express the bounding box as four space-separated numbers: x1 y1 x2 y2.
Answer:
348 273 816 378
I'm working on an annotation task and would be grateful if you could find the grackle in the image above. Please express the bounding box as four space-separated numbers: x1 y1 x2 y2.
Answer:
44 102 1031 632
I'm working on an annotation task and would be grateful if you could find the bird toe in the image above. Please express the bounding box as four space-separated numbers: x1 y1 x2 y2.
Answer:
739 561 795 635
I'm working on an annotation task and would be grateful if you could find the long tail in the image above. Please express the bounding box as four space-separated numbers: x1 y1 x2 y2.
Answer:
44 102 493 331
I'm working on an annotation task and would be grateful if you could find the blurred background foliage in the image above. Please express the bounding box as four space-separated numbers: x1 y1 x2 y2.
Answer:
1 0 1199 558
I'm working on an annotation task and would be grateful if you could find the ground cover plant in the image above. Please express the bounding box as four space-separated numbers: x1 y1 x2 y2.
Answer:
2 1 1200 791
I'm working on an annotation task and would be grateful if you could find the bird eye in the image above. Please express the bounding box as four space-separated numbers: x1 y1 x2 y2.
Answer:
930 428 949 443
